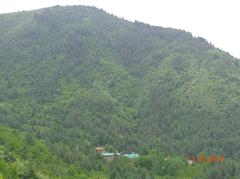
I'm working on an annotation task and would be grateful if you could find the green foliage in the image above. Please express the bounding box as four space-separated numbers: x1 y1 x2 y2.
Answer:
0 5 240 178
0 126 80 178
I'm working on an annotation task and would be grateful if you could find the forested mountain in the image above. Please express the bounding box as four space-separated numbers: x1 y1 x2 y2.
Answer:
1 5 240 178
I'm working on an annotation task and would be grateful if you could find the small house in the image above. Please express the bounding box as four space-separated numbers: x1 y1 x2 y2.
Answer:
123 152 139 159
101 152 115 161
95 147 105 154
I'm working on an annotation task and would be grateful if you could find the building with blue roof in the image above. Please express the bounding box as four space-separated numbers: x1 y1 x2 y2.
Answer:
123 152 139 159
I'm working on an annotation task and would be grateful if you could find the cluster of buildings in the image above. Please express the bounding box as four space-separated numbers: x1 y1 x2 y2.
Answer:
95 147 139 161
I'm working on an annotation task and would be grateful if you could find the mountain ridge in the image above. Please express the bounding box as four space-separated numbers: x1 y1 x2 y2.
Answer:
1 5 240 178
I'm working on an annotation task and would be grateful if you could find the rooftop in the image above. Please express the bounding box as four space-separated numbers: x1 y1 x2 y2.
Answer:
101 152 115 157
123 152 139 159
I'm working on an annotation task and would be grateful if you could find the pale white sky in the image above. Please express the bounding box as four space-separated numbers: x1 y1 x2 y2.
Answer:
0 0 239 59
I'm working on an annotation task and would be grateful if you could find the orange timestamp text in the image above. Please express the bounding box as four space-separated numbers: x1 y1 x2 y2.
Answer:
188 154 224 163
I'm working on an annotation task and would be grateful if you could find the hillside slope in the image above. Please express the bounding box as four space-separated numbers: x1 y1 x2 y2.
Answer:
0 126 83 178
1 5 240 178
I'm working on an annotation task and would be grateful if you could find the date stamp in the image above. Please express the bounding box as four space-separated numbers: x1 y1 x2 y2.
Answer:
188 154 224 164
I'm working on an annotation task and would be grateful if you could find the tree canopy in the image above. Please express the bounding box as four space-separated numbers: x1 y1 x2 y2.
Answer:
1 5 240 178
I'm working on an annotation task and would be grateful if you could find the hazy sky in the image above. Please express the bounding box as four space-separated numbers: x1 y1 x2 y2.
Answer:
0 0 239 58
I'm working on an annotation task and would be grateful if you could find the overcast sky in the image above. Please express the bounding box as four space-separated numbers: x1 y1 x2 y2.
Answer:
0 0 239 59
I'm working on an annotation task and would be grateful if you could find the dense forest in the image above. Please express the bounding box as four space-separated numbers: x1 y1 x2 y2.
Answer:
1 5 240 178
